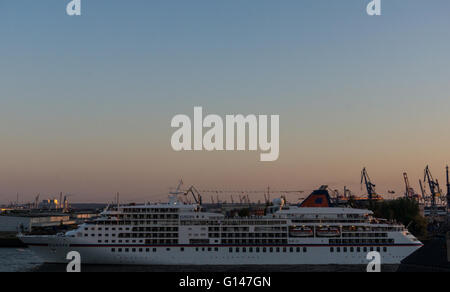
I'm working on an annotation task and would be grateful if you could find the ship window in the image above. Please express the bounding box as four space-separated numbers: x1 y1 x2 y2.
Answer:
337 247 340 252
296 247 300 253
363 247 367 253
330 247 334 252
256 247 260 253
249 247 253 253
229 248 233 253
350 247 354 252
118 248 122 252
236 248 240 252
303 247 307 253
276 247 280 252
146 248 150 252
383 247 387 252
263 248 267 253
283 247 286 252
208 248 212 252
269 247 273 253
376 247 381 252
289 247 293 252
139 248 143 252
166 248 170 251
132 248 136 252
98 240 102 243
357 247 361 252
153 248 156 252
111 248 115 252
125 248 129 252
370 247 374 252
215 247 218 252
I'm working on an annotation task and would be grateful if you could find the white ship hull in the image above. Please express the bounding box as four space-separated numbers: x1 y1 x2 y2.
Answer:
20 236 421 266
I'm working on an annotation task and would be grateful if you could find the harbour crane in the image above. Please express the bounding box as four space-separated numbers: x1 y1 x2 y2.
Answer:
343 186 353 198
169 180 185 196
193 187 303 205
447 165 450 209
403 172 418 200
424 165 441 219
34 193 40 209
184 185 203 205
361 167 377 201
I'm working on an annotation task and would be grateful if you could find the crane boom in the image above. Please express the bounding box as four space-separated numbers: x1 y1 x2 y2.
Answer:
184 185 203 205
447 165 450 209
419 179 426 202
403 172 417 200
361 167 377 201
424 165 440 219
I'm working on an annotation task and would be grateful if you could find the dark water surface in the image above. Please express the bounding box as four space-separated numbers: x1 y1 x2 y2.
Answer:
0 248 399 272
0 248 43 272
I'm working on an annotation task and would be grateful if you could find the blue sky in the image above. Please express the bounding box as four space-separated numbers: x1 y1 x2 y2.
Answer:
1 0 450 203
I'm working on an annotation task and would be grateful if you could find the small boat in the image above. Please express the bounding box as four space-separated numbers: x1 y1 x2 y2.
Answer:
289 226 313 237
316 226 340 237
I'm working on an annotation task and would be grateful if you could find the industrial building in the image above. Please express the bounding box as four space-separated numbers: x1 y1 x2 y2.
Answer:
0 214 75 232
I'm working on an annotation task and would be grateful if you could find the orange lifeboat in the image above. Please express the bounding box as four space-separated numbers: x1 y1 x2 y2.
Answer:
316 226 340 237
289 226 313 237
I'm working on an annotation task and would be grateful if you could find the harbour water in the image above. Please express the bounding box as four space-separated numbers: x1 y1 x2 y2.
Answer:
0 248 43 272
0 248 399 272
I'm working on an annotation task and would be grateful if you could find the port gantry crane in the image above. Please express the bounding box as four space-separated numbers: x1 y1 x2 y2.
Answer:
403 172 419 201
419 179 427 203
424 165 441 219
168 180 203 205
184 185 203 205
170 180 304 205
361 167 378 202
446 165 450 210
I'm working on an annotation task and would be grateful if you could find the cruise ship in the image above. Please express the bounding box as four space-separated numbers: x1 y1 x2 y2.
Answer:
19 188 423 265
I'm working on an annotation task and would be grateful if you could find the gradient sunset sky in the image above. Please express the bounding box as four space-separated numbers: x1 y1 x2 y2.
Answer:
1 0 450 204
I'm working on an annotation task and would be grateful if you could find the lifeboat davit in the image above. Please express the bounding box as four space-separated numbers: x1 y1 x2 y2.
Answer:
289 226 313 237
316 227 340 237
